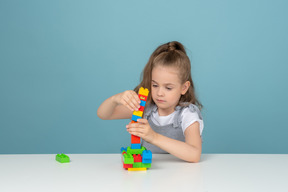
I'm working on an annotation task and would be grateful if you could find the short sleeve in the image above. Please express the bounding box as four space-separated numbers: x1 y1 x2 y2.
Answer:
181 105 204 135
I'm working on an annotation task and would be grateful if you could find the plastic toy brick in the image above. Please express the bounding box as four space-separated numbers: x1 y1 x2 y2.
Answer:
123 162 133 169
133 162 143 168
138 87 149 96
128 168 147 171
122 152 134 164
142 150 152 164
141 163 151 168
133 154 142 162
131 115 142 122
131 134 141 144
131 143 141 149
121 147 127 153
56 154 70 163
139 100 146 107
138 94 148 101
138 106 145 112
133 162 151 168
132 110 143 117
127 146 146 155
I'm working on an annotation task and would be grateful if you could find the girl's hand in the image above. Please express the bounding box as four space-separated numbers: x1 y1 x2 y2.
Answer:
113 90 141 112
126 119 157 144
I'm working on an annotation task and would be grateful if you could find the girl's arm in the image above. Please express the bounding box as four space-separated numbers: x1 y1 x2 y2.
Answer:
126 120 202 163
153 122 202 163
97 90 141 120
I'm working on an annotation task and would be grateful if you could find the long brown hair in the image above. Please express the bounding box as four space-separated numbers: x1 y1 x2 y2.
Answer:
134 41 203 110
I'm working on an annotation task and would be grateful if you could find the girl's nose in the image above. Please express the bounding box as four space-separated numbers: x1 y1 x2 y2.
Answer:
157 87 164 96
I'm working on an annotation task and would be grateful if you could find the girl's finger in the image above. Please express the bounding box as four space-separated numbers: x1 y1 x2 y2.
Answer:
123 96 135 111
127 129 143 136
137 119 148 124
126 123 141 129
126 94 139 111
133 92 141 104
129 92 141 111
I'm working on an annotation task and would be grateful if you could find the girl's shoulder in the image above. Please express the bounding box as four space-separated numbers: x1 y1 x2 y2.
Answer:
178 102 204 135
176 102 203 119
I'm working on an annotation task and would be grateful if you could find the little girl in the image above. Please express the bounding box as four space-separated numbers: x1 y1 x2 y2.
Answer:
97 41 204 163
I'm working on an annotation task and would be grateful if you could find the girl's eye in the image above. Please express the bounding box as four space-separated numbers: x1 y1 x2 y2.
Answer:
152 84 158 88
166 87 172 90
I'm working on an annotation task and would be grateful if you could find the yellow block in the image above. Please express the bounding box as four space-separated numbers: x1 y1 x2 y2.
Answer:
133 110 143 117
128 168 147 171
139 87 149 96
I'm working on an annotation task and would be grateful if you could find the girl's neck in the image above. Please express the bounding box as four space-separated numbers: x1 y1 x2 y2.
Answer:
157 107 176 116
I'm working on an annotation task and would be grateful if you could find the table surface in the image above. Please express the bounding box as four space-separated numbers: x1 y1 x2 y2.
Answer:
1 154 288 192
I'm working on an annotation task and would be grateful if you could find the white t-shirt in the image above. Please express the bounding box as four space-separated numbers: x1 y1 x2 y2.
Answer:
150 107 204 135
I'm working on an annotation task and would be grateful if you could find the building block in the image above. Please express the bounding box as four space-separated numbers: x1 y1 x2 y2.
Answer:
131 143 141 149
138 87 149 96
138 94 148 101
127 146 146 155
140 100 146 107
122 162 133 169
128 168 147 171
141 163 151 168
122 152 134 164
142 150 152 163
133 110 143 117
133 154 142 162
131 115 142 122
133 162 143 168
138 106 145 112
121 147 127 153
56 154 70 163
131 134 141 144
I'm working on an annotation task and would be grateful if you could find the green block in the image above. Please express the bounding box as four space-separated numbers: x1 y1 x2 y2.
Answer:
132 162 152 168
123 152 134 164
133 162 142 168
141 163 151 168
56 154 70 163
127 146 146 154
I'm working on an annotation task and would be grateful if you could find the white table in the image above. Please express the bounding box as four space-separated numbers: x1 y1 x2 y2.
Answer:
0 154 287 192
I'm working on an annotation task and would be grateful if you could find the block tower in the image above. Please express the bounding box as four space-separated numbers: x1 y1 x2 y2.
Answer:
121 87 152 171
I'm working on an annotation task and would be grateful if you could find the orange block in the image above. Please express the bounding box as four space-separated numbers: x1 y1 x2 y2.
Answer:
131 134 140 143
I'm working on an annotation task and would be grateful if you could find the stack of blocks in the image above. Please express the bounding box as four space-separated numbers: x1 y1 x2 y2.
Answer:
121 87 152 171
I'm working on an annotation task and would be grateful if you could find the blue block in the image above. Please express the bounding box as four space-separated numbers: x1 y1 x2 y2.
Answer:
131 115 141 122
131 144 141 149
140 100 146 107
121 147 127 153
142 150 152 163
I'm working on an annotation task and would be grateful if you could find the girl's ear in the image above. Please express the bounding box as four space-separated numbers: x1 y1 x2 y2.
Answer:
181 81 190 95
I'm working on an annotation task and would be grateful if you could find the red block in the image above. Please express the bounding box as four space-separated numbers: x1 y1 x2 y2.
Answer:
133 154 142 162
131 134 140 144
122 162 133 169
138 106 145 112
138 94 147 101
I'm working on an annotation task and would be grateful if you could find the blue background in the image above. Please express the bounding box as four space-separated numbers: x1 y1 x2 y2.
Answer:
1 0 287 154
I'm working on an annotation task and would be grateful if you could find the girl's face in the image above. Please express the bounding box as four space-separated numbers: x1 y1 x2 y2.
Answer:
151 65 190 116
